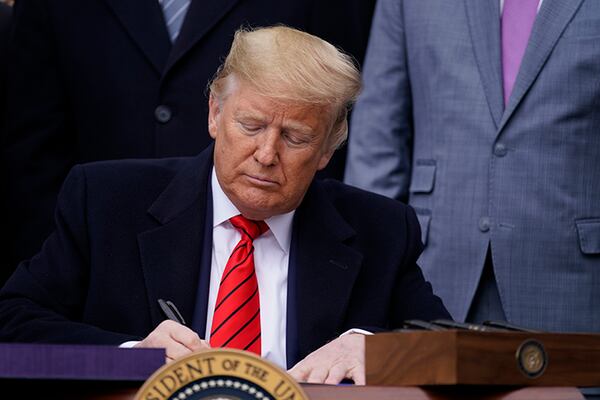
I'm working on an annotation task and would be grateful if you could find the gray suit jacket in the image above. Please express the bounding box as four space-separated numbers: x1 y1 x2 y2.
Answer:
345 0 600 331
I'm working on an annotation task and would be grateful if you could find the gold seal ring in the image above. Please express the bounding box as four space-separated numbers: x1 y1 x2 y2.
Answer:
135 349 308 400
515 339 548 379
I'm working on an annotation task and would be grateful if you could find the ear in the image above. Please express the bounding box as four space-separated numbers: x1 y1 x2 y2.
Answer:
208 93 221 140
317 122 339 170
317 148 335 171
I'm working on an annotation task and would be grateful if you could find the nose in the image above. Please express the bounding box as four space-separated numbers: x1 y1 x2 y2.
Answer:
253 128 280 166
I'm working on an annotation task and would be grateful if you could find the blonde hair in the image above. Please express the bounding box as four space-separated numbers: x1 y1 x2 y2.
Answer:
209 26 361 150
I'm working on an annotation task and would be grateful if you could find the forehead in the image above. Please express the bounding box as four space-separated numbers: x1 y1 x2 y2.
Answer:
223 80 334 133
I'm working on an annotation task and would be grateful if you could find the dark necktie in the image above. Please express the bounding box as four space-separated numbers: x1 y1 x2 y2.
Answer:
159 0 191 42
210 215 269 355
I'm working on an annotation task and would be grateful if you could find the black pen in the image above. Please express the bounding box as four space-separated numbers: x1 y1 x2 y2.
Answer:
158 298 186 325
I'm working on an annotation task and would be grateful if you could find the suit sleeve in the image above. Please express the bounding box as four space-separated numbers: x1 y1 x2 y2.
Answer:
3 0 75 275
0 165 139 345
344 0 413 202
390 206 451 323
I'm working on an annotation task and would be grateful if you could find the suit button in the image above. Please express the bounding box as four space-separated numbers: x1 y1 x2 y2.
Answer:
494 143 507 157
479 217 490 232
154 105 172 123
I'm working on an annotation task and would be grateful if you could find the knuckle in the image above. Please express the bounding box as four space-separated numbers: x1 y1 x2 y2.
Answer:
158 320 174 329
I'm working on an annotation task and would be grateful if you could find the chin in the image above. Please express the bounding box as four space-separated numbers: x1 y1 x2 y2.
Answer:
234 196 274 217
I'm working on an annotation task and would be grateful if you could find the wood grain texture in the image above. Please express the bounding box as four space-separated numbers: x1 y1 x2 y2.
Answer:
302 386 584 400
366 331 600 386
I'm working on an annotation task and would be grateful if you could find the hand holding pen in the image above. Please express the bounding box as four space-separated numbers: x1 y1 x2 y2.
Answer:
133 298 210 362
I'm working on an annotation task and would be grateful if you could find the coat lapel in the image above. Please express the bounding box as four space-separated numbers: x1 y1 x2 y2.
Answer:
103 0 171 75
137 148 213 328
464 0 504 129
288 182 363 363
164 0 240 74
498 0 584 131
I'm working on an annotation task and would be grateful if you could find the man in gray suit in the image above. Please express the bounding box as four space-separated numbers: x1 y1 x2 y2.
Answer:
345 0 600 332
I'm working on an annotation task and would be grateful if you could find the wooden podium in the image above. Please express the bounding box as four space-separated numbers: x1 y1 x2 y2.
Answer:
365 330 600 387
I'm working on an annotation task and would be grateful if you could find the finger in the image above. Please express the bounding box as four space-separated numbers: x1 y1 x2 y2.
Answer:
153 320 204 352
157 319 181 331
324 362 348 385
165 340 193 361
169 327 204 351
306 365 329 384
198 339 212 350
348 363 366 385
137 329 171 348
288 363 310 383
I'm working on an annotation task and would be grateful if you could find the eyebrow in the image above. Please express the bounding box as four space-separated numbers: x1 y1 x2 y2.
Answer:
283 121 314 136
234 111 264 122
234 111 315 135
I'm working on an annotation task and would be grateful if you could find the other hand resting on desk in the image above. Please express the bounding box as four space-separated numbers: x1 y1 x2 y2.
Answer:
288 333 365 385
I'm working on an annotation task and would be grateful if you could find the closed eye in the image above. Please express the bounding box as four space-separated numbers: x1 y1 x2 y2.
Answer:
239 122 263 135
283 132 311 147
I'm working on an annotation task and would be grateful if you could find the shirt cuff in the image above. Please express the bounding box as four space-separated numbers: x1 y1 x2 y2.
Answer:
119 341 140 348
340 328 373 337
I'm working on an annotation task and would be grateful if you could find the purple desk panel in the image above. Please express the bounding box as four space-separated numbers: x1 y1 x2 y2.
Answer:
0 343 165 381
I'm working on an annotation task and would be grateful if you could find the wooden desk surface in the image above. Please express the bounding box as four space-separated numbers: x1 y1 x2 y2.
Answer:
3 381 584 400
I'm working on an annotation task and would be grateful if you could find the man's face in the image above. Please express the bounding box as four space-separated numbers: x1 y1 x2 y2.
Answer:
208 79 335 220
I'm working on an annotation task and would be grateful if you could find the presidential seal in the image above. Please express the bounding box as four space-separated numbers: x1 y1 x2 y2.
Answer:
515 339 548 379
135 349 308 400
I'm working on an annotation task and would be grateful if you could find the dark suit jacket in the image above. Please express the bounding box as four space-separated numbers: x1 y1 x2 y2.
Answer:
1 0 375 280
0 3 10 99
0 2 12 286
0 145 450 367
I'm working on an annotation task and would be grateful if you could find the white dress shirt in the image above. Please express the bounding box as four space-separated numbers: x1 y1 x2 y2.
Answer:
206 168 294 368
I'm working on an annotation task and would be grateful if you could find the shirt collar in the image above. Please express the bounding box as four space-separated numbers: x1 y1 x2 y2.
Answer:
211 168 294 253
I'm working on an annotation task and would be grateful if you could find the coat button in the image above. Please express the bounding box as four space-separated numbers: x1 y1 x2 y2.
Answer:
494 143 507 157
154 105 172 123
479 217 491 232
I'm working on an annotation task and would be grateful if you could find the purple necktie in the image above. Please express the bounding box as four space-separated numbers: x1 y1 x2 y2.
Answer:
501 0 540 105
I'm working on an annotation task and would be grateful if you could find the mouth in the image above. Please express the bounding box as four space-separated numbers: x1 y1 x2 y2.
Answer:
244 174 279 187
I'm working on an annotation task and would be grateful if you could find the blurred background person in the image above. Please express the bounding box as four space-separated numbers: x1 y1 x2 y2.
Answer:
345 0 600 332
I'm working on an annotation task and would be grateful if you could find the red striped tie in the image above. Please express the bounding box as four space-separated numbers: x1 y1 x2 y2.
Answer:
210 215 269 355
